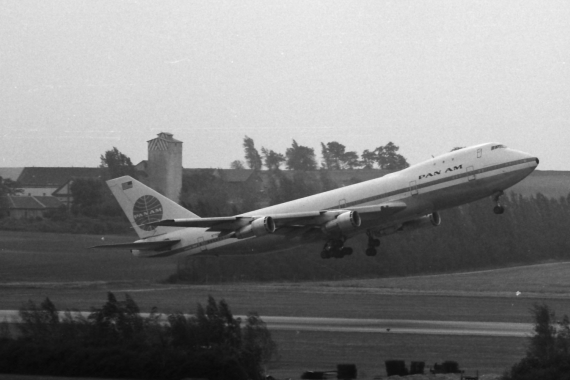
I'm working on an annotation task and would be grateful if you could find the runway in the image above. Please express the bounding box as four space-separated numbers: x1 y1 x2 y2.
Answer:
0 310 532 337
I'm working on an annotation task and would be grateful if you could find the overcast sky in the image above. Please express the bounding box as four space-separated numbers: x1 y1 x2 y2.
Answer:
1 1 568 170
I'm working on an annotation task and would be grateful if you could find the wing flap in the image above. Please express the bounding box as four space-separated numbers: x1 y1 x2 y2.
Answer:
147 217 251 231
90 239 181 251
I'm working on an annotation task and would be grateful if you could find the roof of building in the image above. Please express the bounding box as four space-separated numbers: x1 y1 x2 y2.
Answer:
3 195 63 210
148 132 183 144
215 169 256 183
17 167 103 187
0 167 25 181
34 196 65 208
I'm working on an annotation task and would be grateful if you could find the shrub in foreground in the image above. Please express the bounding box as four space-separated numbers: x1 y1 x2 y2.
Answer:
503 304 570 380
0 293 277 380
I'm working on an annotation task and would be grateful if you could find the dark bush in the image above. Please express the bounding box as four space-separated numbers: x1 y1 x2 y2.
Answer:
410 361 425 375
0 293 276 380
503 304 570 380
385 360 408 376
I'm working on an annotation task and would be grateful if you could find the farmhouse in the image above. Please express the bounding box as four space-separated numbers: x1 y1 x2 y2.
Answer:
1 195 64 219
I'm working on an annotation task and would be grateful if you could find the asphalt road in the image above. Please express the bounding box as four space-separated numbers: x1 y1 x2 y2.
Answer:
1 310 532 337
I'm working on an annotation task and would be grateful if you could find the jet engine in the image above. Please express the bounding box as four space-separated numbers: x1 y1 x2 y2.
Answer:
322 211 361 235
400 212 441 232
235 217 276 239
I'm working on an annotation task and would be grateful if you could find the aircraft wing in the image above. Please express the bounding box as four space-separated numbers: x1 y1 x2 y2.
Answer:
148 201 407 232
147 216 255 231
90 239 181 251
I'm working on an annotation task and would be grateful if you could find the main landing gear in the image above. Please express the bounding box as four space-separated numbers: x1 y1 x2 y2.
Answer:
320 231 381 259
320 238 353 259
492 191 505 214
365 230 381 256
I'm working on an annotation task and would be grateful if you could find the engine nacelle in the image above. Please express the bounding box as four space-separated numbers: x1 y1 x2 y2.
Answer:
235 217 276 239
400 212 441 232
322 211 361 235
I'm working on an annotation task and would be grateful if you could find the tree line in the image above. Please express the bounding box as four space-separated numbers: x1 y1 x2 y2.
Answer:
0 293 277 380
232 136 410 171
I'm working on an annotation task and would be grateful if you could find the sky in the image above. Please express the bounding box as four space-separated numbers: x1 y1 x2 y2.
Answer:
1 0 569 171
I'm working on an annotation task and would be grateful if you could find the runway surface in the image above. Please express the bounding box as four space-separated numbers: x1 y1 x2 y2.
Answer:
0 310 532 337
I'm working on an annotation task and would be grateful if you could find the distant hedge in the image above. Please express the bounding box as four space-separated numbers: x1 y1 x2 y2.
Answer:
0 293 277 380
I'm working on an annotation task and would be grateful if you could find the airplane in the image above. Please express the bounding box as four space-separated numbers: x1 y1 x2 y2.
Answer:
92 142 539 259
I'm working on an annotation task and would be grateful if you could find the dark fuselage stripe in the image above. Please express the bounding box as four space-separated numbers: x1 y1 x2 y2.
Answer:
328 157 535 210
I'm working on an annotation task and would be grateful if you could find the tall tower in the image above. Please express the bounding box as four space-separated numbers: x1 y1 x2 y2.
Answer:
147 132 183 202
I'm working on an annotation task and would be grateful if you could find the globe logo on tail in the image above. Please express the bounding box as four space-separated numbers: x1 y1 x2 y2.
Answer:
133 195 163 231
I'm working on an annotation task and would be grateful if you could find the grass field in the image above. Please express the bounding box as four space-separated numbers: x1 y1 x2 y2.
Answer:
2 230 570 378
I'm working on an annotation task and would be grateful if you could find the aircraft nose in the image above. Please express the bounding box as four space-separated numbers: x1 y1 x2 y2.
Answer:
513 149 539 167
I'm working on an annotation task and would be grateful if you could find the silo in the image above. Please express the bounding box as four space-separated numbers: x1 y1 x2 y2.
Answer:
147 132 182 202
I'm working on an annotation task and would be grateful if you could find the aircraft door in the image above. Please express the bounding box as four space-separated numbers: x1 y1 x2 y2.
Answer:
477 148 482 158
197 236 207 251
467 166 476 181
409 181 418 196
339 199 347 209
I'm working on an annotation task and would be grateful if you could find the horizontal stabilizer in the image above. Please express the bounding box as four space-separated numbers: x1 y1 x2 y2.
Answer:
90 239 181 251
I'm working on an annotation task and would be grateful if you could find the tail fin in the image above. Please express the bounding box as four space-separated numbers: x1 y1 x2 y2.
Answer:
107 176 199 239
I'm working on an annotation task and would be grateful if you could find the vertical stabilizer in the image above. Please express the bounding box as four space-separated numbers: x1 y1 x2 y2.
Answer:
107 176 199 239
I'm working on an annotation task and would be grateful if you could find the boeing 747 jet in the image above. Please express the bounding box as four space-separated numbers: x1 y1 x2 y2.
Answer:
93 143 538 259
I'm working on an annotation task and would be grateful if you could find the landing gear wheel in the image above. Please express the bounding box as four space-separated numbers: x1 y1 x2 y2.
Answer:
365 247 377 257
491 191 505 214
322 238 348 259
365 230 381 256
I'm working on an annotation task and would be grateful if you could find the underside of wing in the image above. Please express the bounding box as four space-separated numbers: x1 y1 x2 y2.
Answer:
90 239 181 251
146 217 250 231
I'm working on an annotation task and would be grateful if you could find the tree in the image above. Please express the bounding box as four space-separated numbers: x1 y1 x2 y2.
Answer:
261 148 285 171
0 177 23 217
503 304 570 380
320 142 360 170
343 151 361 169
376 142 409 170
243 136 262 170
230 160 246 170
100 147 136 180
285 140 317 171
0 177 23 197
360 149 377 169
70 178 105 217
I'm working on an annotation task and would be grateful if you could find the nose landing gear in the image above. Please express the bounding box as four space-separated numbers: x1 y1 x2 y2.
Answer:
492 191 505 214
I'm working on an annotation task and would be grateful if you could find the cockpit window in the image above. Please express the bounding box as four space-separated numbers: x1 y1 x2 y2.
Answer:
491 144 506 150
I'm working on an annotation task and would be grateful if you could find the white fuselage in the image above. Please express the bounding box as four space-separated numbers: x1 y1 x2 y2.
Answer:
136 143 538 258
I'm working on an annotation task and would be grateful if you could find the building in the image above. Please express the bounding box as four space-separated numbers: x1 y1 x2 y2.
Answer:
146 132 183 203
16 167 103 198
1 195 64 219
